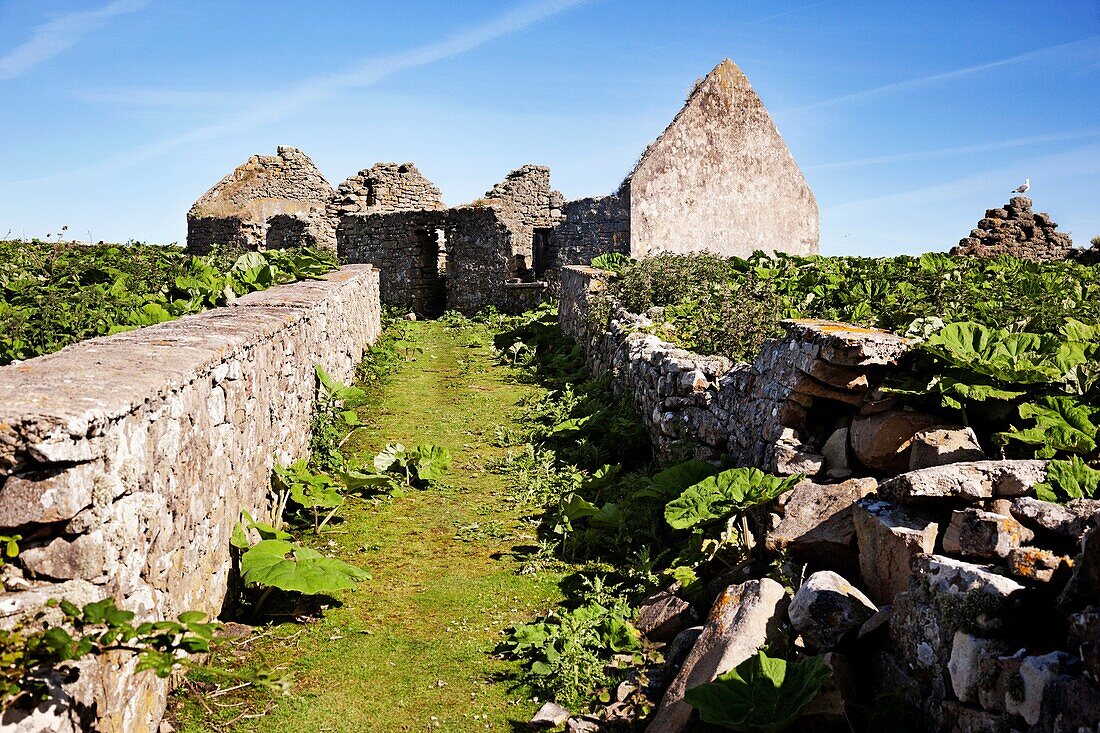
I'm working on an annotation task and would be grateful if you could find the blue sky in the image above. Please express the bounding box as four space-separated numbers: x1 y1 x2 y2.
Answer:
0 0 1097 255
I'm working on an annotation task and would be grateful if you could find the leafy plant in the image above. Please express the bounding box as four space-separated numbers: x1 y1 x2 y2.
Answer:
273 460 344 533
235 538 369 612
372 443 452 487
1033 456 1100 502
0 534 20 566
0 598 218 713
589 252 633 273
500 592 642 710
665 468 802 530
684 651 830 732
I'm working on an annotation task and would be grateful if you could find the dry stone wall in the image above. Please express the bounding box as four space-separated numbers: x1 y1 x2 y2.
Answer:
329 162 444 219
0 266 381 733
559 266 908 469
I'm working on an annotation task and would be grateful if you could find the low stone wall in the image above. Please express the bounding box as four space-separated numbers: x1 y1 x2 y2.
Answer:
558 266 908 469
0 266 381 733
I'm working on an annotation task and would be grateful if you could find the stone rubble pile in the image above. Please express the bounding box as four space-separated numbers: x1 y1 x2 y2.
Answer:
952 196 1074 262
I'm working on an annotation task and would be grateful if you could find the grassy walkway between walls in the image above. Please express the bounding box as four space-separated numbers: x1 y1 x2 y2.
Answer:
169 320 570 733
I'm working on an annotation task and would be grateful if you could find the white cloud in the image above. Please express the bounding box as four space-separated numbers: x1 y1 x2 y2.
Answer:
0 0 150 80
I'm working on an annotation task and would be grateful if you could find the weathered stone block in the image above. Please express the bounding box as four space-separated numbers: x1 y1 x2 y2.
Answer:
878 460 1047 504
789 571 877 652
942 508 1034 559
853 498 939 603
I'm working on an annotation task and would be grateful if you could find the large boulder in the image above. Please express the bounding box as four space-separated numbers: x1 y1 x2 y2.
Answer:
647 579 788 733
1011 496 1100 545
878 460 1047 504
765 477 877 573
852 498 939 603
849 410 938 474
941 508 1034 559
788 571 877 652
908 426 985 470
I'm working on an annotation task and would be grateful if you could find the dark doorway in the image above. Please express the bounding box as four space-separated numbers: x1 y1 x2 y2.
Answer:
532 228 552 279
413 229 446 317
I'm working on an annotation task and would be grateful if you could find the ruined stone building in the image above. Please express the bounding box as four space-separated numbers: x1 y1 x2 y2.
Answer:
186 59 818 314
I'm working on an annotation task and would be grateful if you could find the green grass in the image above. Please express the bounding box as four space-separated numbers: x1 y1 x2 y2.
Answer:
169 320 573 732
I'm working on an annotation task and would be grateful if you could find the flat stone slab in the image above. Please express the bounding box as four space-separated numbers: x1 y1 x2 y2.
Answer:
781 319 910 366
878 460 1047 504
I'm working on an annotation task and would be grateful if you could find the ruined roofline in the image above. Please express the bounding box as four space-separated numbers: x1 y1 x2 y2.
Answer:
629 58 815 203
188 145 333 218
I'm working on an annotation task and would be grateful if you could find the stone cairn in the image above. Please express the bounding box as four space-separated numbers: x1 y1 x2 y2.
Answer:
952 196 1073 262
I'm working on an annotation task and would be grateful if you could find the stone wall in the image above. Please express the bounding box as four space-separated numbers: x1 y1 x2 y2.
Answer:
329 162 444 219
481 165 565 280
0 266 381 733
627 59 819 258
559 266 908 470
546 193 630 286
952 196 1074 261
186 146 335 254
339 211 448 315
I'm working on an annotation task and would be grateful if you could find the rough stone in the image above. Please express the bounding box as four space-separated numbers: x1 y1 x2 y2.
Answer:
1006 651 1078 725
821 427 851 479
635 589 699 643
850 410 939 474
852 498 939 603
766 478 877 573
1059 514 1100 610
1033 673 1100 733
878 460 1047 504
948 632 1013 704
647 578 788 733
1006 546 1072 583
1010 496 1100 544
908 426 986 470
941 508 1034 559
530 702 571 727
788 571 877 652
664 626 704 679
920 555 1027 634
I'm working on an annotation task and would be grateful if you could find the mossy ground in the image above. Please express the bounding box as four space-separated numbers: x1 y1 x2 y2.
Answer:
168 320 570 732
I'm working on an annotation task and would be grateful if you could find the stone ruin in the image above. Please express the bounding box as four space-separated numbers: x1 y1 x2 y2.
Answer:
185 60 819 315
186 146 335 253
952 196 1074 262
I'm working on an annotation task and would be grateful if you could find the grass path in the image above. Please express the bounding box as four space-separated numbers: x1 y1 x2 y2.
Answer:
171 320 567 732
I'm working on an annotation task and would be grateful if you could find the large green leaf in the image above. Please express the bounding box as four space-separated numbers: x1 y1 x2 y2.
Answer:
635 459 722 500
1003 396 1100 457
373 443 407 473
665 468 801 530
684 651 831 732
408 444 452 483
274 460 344 509
239 539 369 595
1034 456 1100 503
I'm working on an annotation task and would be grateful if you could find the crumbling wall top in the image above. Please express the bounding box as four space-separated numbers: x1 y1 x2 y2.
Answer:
189 146 333 219
330 162 444 218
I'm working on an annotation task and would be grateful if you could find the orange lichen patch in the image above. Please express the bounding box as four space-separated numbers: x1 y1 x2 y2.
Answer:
1008 546 1072 582
790 319 905 339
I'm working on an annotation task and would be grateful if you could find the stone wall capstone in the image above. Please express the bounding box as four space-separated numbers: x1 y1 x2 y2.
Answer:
0 266 381 733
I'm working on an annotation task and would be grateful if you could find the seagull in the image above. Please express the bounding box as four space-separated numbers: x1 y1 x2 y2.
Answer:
1012 178 1030 194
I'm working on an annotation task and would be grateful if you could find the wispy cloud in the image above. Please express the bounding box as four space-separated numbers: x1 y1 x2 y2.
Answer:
0 0 150 80
75 88 270 108
7 0 589 187
805 129 1100 171
783 35 1100 114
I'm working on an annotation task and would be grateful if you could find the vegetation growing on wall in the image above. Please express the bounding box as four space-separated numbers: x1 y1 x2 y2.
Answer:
0 241 338 365
607 252 1100 362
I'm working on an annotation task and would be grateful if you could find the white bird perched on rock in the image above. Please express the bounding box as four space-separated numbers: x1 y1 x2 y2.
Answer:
1012 178 1030 194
